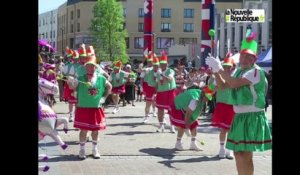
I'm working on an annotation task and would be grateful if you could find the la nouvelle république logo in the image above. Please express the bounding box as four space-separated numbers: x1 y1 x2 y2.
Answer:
225 9 265 23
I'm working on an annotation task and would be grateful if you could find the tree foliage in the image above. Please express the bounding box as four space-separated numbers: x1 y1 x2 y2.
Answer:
90 0 129 63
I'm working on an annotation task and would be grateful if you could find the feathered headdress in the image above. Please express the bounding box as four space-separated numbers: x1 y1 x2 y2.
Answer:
240 25 258 57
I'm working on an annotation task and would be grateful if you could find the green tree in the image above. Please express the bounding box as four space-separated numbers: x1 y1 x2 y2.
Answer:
90 0 129 63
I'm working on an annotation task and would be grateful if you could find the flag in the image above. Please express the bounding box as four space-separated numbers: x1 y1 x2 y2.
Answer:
201 0 215 65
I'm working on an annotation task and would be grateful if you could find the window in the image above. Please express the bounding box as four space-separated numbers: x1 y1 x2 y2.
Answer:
240 26 243 44
161 8 171 18
179 38 197 45
138 23 144 32
125 37 129 49
134 37 144 49
161 23 171 32
123 22 126 30
258 23 262 45
138 8 144 17
71 11 73 20
123 8 127 17
183 23 193 32
184 9 194 18
157 37 174 49
231 27 235 47
77 9 80 18
53 31 55 38
53 18 55 24
50 30 52 38
43 19 45 25
71 24 74 33
53 42 55 48
46 32 48 38
70 38 74 48
77 23 80 32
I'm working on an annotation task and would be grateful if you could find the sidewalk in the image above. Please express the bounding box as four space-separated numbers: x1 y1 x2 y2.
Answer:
39 100 272 175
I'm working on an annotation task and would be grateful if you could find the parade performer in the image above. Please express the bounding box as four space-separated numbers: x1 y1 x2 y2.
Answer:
77 45 109 79
211 52 236 159
67 61 112 159
72 50 81 75
170 87 213 151
62 48 77 122
56 56 65 101
141 52 157 117
109 60 130 114
205 26 272 175
86 45 97 64
41 63 57 107
155 51 176 133
142 56 160 123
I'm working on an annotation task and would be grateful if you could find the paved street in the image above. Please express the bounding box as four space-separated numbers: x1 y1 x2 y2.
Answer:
39 99 272 175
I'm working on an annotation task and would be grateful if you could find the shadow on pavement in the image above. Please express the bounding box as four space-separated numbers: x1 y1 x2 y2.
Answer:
106 122 147 128
158 155 221 168
57 128 79 132
106 131 155 136
139 147 177 160
39 141 79 147
44 154 84 162
108 116 144 119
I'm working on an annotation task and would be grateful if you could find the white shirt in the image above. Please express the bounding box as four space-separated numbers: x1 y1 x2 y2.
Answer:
161 68 174 79
108 70 129 81
140 67 152 78
188 99 197 111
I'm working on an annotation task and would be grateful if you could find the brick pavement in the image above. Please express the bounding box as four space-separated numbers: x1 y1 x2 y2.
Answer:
39 100 272 175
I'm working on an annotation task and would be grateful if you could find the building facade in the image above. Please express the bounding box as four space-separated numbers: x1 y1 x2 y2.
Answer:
216 0 272 58
57 0 96 55
55 0 243 59
38 9 58 50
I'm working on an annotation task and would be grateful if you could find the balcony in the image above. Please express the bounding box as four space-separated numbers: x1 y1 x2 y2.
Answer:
161 29 171 32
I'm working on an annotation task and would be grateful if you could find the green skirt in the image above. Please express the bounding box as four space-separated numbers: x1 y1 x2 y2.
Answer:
226 111 272 152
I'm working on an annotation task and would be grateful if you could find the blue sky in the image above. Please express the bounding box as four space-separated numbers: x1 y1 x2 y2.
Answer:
39 0 67 14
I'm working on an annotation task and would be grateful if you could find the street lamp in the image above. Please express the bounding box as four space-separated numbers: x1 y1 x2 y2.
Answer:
152 33 156 53
60 28 64 56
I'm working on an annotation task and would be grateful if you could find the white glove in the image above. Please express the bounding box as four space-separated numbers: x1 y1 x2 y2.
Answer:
205 56 222 73
140 85 143 92
99 97 106 104
67 76 78 88
156 69 162 76
67 76 74 82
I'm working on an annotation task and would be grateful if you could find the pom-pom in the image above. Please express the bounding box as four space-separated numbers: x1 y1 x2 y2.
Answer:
208 29 215 37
